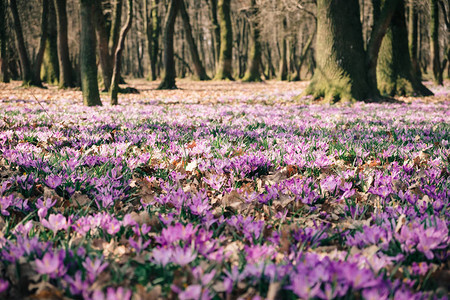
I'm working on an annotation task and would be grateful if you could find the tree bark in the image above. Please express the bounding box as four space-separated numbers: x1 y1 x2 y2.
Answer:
214 0 233 80
42 0 60 85
292 30 315 81
242 0 261 82
144 0 160 81
408 2 421 79
0 0 9 83
93 0 113 91
80 0 102 106
179 0 209 80
429 0 443 85
54 0 75 87
377 0 433 96
33 0 49 86
109 0 123 59
157 0 180 89
111 0 133 105
304 0 370 102
10 0 35 86
278 17 288 81
206 0 220 69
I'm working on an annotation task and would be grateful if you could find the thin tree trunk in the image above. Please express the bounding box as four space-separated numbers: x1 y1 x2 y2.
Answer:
293 30 315 81
430 0 443 85
0 0 9 83
80 0 102 106
10 0 35 86
206 0 220 69
93 0 113 91
377 0 433 96
278 17 288 81
157 0 180 89
144 0 160 81
33 0 49 87
179 0 209 80
111 0 132 105
54 0 74 87
214 0 233 80
109 0 123 57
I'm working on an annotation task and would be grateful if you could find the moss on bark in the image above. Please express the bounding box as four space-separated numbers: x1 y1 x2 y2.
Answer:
377 1 432 96
304 0 370 102
214 0 233 80
80 0 102 106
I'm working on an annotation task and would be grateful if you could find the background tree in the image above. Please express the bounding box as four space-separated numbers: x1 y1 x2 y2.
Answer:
111 0 133 105
0 0 9 83
158 0 180 89
80 0 102 106
377 0 432 96
144 0 160 81
54 0 75 88
42 0 59 85
214 0 233 80
242 0 262 82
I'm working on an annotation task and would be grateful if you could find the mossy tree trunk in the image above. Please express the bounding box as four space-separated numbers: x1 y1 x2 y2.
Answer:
144 0 160 81
214 0 233 80
111 0 133 105
304 0 370 102
429 0 443 85
207 0 220 69
377 0 432 96
157 0 180 89
408 2 420 79
278 17 288 81
242 0 262 82
179 0 209 80
10 0 37 86
32 0 49 86
0 0 9 83
54 0 75 88
42 0 59 85
80 0 102 106
93 0 113 91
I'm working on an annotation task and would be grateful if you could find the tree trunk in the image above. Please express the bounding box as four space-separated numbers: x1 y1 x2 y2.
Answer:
429 0 443 85
111 0 133 105
278 18 288 81
304 0 370 102
54 0 74 87
292 30 315 81
33 0 49 87
242 0 262 82
214 0 233 80
10 0 35 86
377 0 433 96
207 0 220 69
0 0 9 83
157 0 180 89
179 0 209 80
42 0 60 85
80 0 102 106
144 0 160 81
93 0 113 91
408 2 421 79
109 0 123 59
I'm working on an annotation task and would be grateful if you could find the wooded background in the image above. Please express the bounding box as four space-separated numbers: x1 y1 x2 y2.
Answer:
0 0 448 105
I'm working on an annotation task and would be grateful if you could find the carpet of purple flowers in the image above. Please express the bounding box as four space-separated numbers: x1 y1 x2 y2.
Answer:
0 81 449 299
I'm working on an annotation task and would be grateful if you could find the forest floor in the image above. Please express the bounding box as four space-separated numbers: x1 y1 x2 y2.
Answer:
0 79 449 299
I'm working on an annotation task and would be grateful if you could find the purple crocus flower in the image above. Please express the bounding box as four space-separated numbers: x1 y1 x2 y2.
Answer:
0 279 9 293
82 257 109 283
41 213 69 233
34 252 61 276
